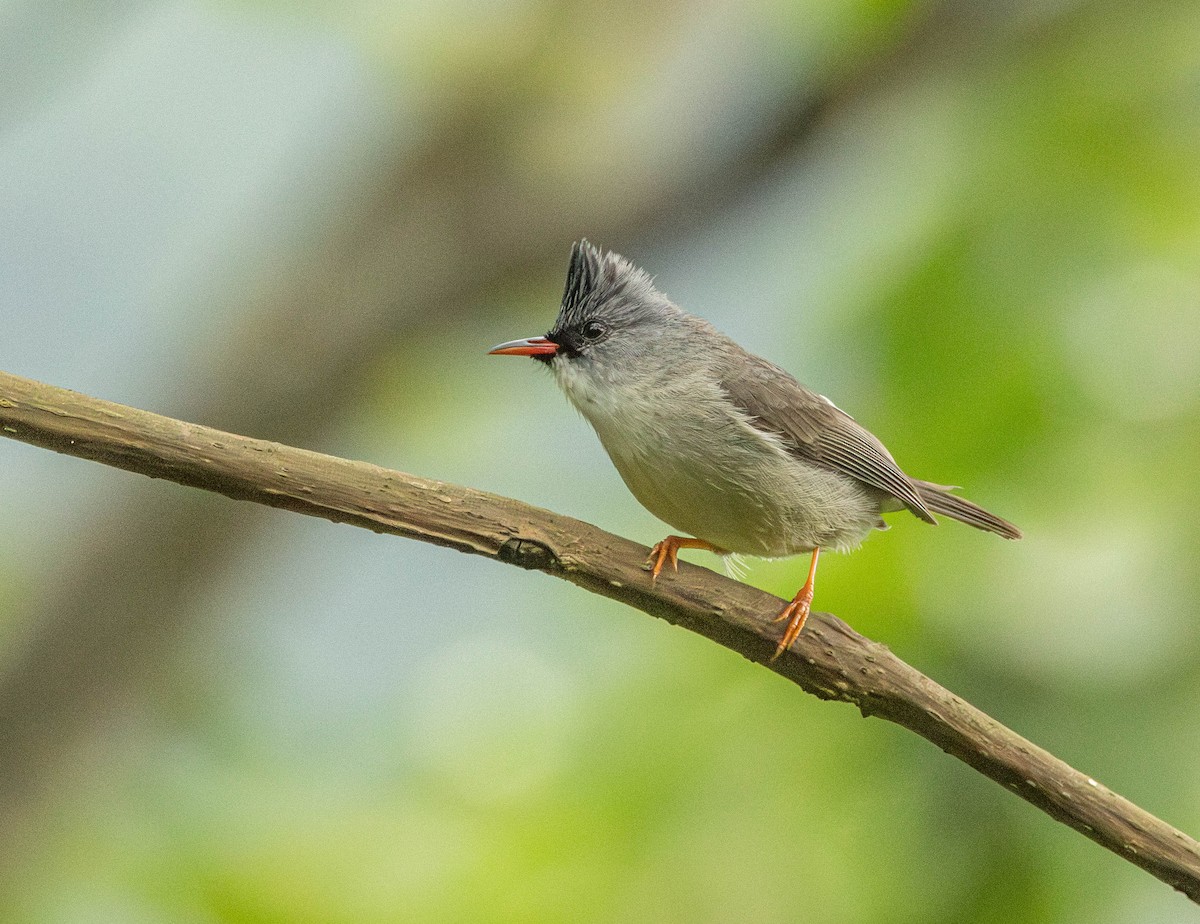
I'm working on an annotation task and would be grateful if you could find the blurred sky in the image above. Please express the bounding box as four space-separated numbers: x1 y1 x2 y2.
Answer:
2 1 1200 922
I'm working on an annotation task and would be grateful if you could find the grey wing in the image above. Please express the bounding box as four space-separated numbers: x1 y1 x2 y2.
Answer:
719 353 936 523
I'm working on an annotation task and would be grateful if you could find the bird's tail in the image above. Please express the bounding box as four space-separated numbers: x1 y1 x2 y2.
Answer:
911 479 1022 540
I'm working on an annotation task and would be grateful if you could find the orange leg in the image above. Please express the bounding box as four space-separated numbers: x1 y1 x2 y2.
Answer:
770 548 821 661
645 535 726 581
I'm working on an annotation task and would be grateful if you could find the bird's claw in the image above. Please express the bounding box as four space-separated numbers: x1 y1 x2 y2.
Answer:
644 540 679 582
644 536 725 582
770 586 814 661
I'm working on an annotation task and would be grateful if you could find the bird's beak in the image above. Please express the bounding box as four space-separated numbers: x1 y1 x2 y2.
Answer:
488 336 559 357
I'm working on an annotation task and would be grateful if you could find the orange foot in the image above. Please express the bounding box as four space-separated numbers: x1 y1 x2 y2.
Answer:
645 536 726 581
770 548 821 661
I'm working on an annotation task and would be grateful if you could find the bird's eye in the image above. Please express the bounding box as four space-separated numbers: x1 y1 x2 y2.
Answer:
581 320 607 341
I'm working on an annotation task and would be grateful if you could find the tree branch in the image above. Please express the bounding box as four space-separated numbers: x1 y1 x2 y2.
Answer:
2 368 1198 902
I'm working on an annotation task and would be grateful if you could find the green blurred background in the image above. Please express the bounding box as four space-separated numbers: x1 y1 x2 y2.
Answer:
2 0 1199 921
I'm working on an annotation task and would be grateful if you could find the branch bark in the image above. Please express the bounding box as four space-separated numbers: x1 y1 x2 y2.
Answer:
2 368 1198 902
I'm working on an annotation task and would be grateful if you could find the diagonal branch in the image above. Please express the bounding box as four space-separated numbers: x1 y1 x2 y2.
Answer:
2 368 1198 902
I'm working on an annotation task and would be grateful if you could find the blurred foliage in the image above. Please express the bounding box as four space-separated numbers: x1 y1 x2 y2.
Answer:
3 0 1200 922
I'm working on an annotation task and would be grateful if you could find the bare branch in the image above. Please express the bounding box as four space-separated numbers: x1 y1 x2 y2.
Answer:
2 368 1198 902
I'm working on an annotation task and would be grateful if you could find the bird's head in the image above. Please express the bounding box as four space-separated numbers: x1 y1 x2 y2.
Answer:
489 241 684 406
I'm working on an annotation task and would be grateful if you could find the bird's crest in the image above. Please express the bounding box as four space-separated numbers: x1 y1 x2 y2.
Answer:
559 240 656 325
562 240 602 315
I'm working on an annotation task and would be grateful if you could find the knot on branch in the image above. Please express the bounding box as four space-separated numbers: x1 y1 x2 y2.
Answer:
498 537 559 571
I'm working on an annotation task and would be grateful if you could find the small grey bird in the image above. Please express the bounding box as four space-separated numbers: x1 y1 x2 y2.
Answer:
491 241 1020 659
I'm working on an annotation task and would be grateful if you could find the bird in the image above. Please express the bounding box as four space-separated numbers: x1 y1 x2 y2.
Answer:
490 241 1021 659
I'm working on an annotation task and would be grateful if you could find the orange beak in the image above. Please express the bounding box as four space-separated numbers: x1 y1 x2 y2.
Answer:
488 336 559 357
